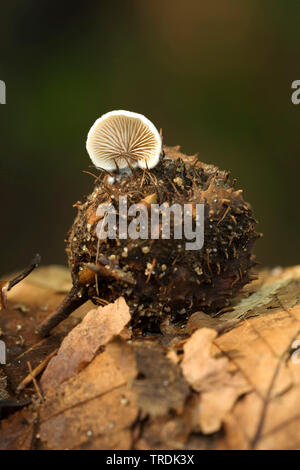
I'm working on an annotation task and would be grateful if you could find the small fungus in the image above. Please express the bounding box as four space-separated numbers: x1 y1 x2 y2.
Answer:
86 110 162 171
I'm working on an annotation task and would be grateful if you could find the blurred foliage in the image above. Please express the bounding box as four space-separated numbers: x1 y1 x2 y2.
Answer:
0 0 300 273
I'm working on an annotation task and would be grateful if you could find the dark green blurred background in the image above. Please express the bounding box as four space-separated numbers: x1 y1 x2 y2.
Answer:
0 0 299 274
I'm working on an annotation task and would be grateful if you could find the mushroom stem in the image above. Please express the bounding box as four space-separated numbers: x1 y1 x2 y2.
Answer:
37 285 88 337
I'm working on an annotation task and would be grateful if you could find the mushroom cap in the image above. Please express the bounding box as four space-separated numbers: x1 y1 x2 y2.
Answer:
86 110 162 171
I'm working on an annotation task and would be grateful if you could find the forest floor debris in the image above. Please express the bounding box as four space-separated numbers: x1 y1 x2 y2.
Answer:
1 264 300 449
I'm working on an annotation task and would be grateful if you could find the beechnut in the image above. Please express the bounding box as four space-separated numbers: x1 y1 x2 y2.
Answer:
38 110 261 336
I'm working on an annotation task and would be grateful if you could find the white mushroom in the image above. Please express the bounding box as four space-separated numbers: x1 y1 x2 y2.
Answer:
86 110 162 171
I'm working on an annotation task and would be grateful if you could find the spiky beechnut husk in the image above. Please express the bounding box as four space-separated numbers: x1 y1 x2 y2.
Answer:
38 146 261 336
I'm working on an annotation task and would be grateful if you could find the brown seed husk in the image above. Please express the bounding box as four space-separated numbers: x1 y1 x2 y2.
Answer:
66 145 260 332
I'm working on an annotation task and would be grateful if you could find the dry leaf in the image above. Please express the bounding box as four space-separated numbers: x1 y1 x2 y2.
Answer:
0 269 93 404
215 306 300 398
222 384 300 450
194 371 251 434
40 297 131 393
186 311 238 335
215 305 300 449
181 328 229 391
0 408 36 450
132 342 190 417
40 386 138 450
180 328 251 435
220 267 300 323
2 264 300 450
6 336 61 392
135 415 190 450
166 349 180 364
40 338 137 422
39 338 138 450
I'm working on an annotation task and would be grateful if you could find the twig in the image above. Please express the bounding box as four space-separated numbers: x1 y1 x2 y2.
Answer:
37 286 88 337
139 168 146 190
17 349 58 392
146 258 156 284
26 361 43 402
82 170 99 180
92 296 109 306
250 323 300 449
217 206 230 226
1 254 41 311
7 254 41 291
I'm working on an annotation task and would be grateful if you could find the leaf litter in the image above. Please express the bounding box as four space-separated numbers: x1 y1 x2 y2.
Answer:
1 265 300 449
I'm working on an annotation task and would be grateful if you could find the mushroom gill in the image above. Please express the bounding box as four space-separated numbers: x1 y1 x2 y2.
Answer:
86 110 162 171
